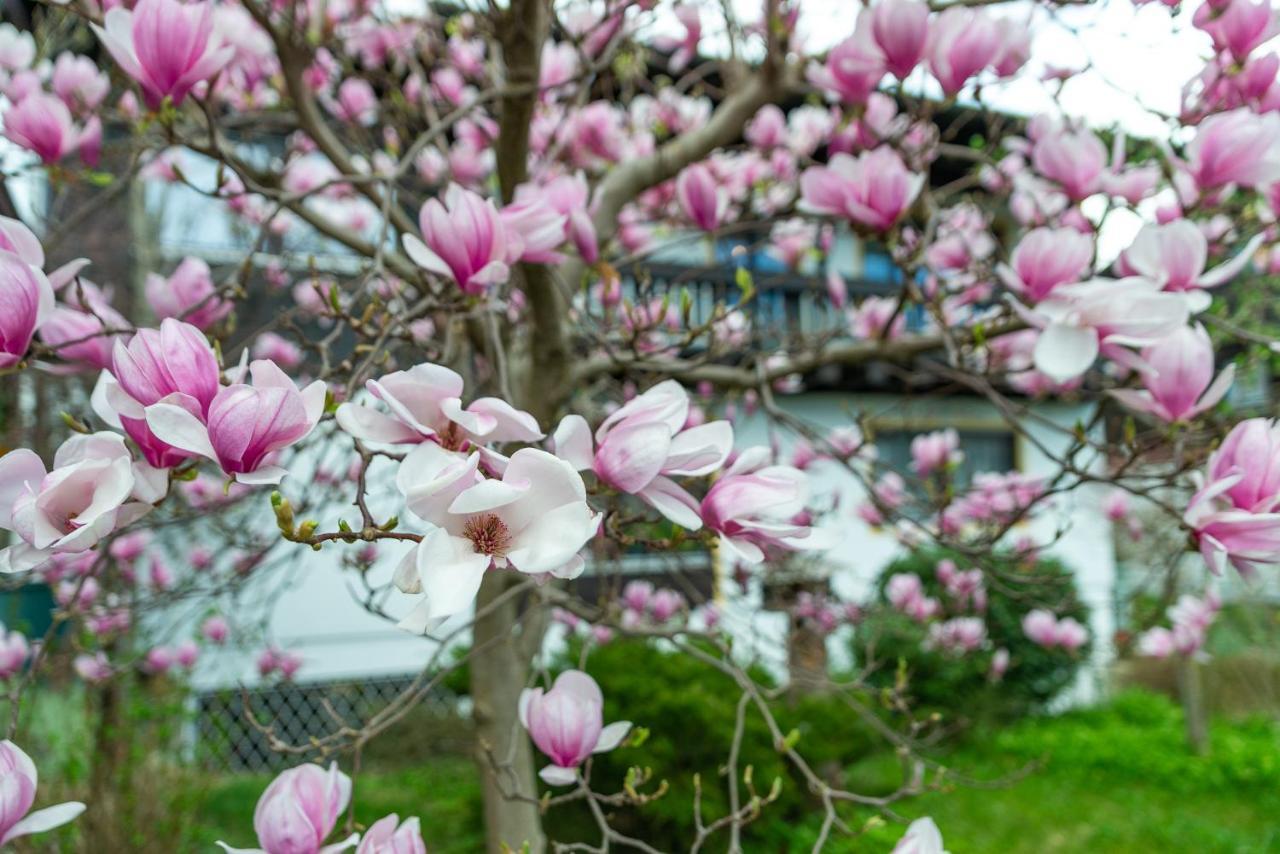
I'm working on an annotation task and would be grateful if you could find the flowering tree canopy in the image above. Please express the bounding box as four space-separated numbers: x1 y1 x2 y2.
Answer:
0 0 1276 848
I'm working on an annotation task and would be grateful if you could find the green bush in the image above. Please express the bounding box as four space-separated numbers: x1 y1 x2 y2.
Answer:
544 636 885 850
856 548 1090 720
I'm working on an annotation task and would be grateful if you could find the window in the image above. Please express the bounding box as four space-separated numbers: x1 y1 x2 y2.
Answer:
874 428 1016 489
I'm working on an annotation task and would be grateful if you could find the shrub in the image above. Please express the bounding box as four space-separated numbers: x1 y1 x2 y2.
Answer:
544 637 885 850
856 547 1090 721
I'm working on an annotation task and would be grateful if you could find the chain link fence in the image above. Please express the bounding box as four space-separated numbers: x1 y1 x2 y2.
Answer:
195 674 467 772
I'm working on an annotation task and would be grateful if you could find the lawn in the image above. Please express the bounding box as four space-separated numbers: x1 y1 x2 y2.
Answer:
191 691 1280 852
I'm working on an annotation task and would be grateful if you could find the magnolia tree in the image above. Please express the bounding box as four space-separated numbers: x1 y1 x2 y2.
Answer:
0 0 1276 849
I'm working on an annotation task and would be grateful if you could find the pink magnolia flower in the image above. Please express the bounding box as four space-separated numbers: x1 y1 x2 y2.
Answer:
1110 325 1234 423
808 25 884 104
392 447 599 630
335 362 543 449
39 278 131 371
74 652 112 683
800 148 925 232
1194 0 1279 62
0 251 54 368
330 78 377 125
202 615 229 644
649 588 686 623
892 816 946 854
989 647 1010 682
217 762 356 854
93 0 234 108
519 670 631 786
1021 609 1059 647
1055 617 1088 651
1032 127 1108 201
0 24 34 72
551 380 733 530
928 8 1004 95
356 815 425 854
658 4 702 71
0 626 27 679
1137 627 1176 658
1186 476 1280 577
3 94 80 165
1185 108 1280 191
1121 220 1264 299
1019 278 1190 381
675 163 728 232
870 0 930 79
51 52 110 115
745 104 787 149
500 198 567 264
996 227 1094 303
910 429 962 476
0 741 84 846
145 257 233 330
926 617 987 655
251 332 302 370
699 448 822 564
1206 418 1280 512
621 580 653 614
514 174 598 264
849 295 906 340
99 318 222 468
145 359 326 485
0 432 155 573
403 185 509 295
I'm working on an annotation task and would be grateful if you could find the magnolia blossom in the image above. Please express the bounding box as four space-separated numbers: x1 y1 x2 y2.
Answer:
217 762 356 854
1022 609 1088 651
700 448 821 564
1109 325 1234 423
0 432 161 573
3 94 81 164
403 185 509 295
1186 418 1280 575
808 26 883 104
928 8 1005 95
1121 220 1264 304
94 0 234 107
356 815 425 854
800 147 924 232
0 741 84 846
500 198 567 265
335 362 542 450
145 359 326 484
145 257 233 330
552 380 732 529
675 163 728 232
393 446 598 630
926 617 987 656
892 816 947 854
870 0 930 79
1138 591 1221 658
1032 127 1108 200
0 250 54 368
519 670 631 786
1018 278 1190 381
1184 108 1280 191
996 227 1094 303
0 625 26 679
94 318 222 468
910 429 962 476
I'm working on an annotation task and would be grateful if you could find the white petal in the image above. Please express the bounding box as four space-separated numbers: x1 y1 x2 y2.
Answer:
144 403 218 461
551 414 594 471
1 802 85 844
538 765 578 786
1033 323 1099 381
593 721 632 753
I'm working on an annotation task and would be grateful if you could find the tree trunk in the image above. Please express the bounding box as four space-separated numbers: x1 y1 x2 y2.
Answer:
471 1 555 850
85 674 130 849
787 617 829 698
471 573 545 853
1178 655 1210 756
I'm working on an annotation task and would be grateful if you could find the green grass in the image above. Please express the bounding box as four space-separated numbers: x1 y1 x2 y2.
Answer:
192 691 1280 852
